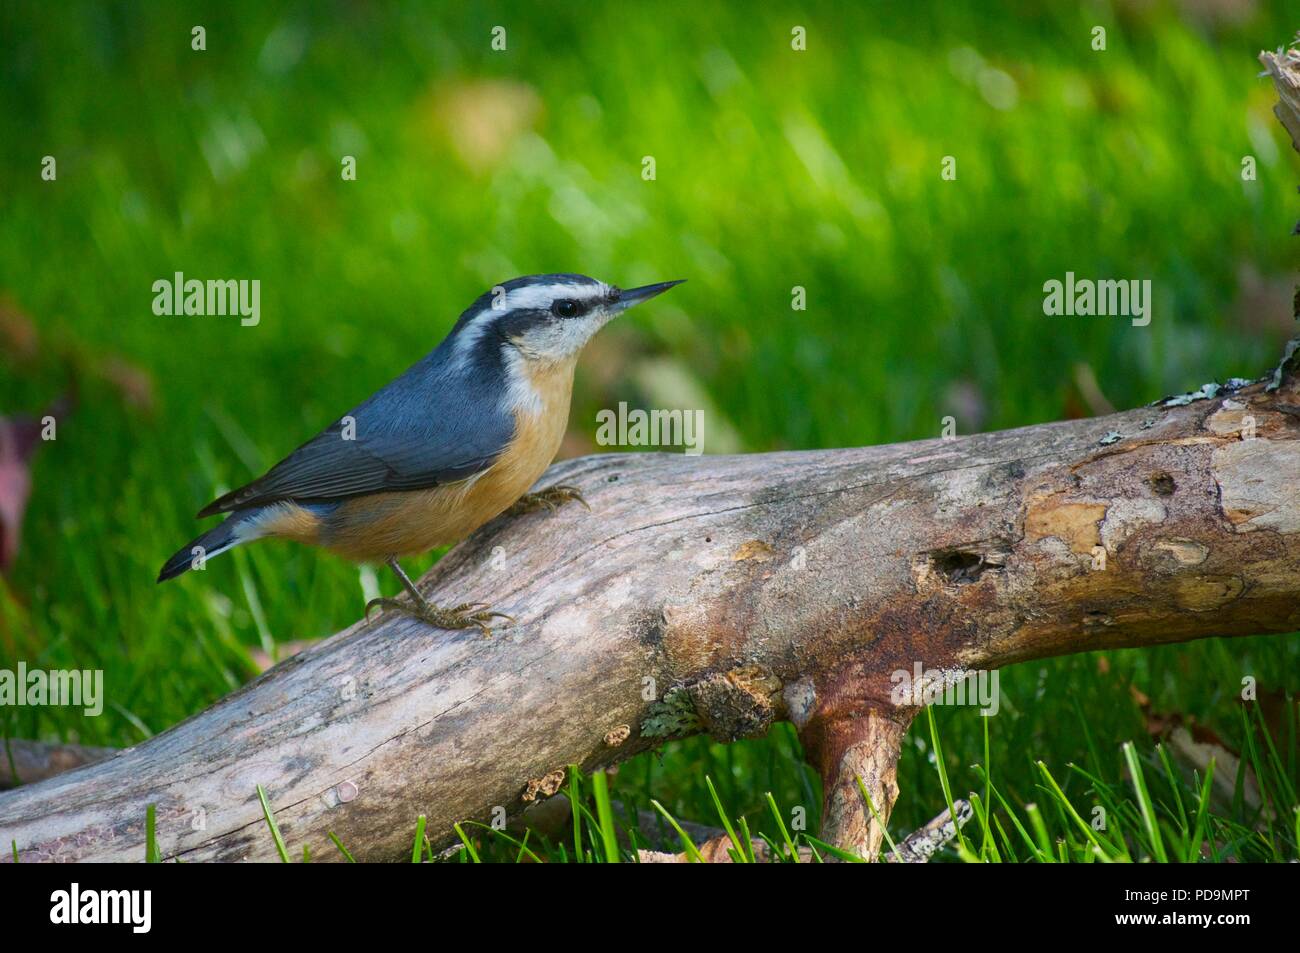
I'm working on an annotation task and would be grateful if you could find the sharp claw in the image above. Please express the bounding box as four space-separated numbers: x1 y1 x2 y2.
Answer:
367 594 512 635
511 484 589 516
553 485 590 510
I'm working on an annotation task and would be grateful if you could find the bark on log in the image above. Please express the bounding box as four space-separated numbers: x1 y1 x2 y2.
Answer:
2 47 1298 866
2 353 1297 862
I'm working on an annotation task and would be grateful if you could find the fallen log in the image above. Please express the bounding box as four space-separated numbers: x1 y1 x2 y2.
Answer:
1 345 1296 862
2 50 1299 865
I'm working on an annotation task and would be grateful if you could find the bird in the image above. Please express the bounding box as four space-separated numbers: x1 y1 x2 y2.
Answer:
158 273 684 633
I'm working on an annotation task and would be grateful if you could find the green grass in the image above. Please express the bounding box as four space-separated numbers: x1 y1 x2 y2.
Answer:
256 782 291 863
1 1 1297 861
298 698 1294 863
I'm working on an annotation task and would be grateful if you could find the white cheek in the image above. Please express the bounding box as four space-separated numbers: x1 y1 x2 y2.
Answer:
566 316 602 350
523 316 601 359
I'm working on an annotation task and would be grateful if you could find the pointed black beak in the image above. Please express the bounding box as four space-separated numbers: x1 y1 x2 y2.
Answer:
610 279 686 313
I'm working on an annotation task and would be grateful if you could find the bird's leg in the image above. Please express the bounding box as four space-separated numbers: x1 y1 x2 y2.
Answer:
365 557 512 636
509 483 589 516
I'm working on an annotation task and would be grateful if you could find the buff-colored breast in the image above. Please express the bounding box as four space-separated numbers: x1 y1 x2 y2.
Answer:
315 358 575 562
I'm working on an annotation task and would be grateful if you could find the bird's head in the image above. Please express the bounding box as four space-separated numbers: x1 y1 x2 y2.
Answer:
452 274 684 365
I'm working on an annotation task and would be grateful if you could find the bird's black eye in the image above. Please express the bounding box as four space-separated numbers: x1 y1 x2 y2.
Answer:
552 299 580 318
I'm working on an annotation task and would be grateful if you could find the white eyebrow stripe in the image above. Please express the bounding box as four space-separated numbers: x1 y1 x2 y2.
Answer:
452 279 611 371
453 281 607 365
501 282 606 310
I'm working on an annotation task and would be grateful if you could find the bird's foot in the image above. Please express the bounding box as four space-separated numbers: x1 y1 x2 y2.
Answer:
509 483 590 515
506 483 590 512
365 597 513 636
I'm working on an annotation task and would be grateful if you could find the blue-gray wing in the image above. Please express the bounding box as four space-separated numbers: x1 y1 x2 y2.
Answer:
196 354 514 517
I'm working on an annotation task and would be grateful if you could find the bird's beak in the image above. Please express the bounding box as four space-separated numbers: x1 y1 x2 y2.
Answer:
610 279 686 314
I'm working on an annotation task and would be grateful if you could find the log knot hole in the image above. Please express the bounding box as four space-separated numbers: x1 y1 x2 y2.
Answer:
919 546 1008 587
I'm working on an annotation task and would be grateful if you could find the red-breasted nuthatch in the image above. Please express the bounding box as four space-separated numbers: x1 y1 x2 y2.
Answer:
158 274 684 633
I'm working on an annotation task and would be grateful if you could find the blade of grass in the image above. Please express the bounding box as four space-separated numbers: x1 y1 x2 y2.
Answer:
1253 702 1297 808
457 821 544 863
256 784 291 863
737 815 757 864
705 775 749 863
515 828 534 864
1237 707 1276 852
979 714 994 860
1024 803 1056 862
973 764 1044 861
765 792 799 863
968 793 1001 863
1064 762 1134 861
452 822 481 863
567 765 583 864
589 769 620 863
571 800 606 862
756 831 785 863
328 831 356 862
992 813 1019 862
1037 761 1112 858
1122 742 1168 863
411 814 427 863
649 799 705 862
802 835 866 862
1186 762 1215 863
855 774 899 860
145 803 161 863
1156 743 1187 831
926 706 970 855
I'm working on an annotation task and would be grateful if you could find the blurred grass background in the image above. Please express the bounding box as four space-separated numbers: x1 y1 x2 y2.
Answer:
1 0 1297 860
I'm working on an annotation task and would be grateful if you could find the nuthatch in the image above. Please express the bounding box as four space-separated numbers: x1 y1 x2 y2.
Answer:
158 274 684 633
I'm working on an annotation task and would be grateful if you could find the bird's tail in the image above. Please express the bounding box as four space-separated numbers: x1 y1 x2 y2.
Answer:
157 510 259 582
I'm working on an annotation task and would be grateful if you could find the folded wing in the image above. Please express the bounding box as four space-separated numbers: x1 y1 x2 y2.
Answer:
197 356 514 517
